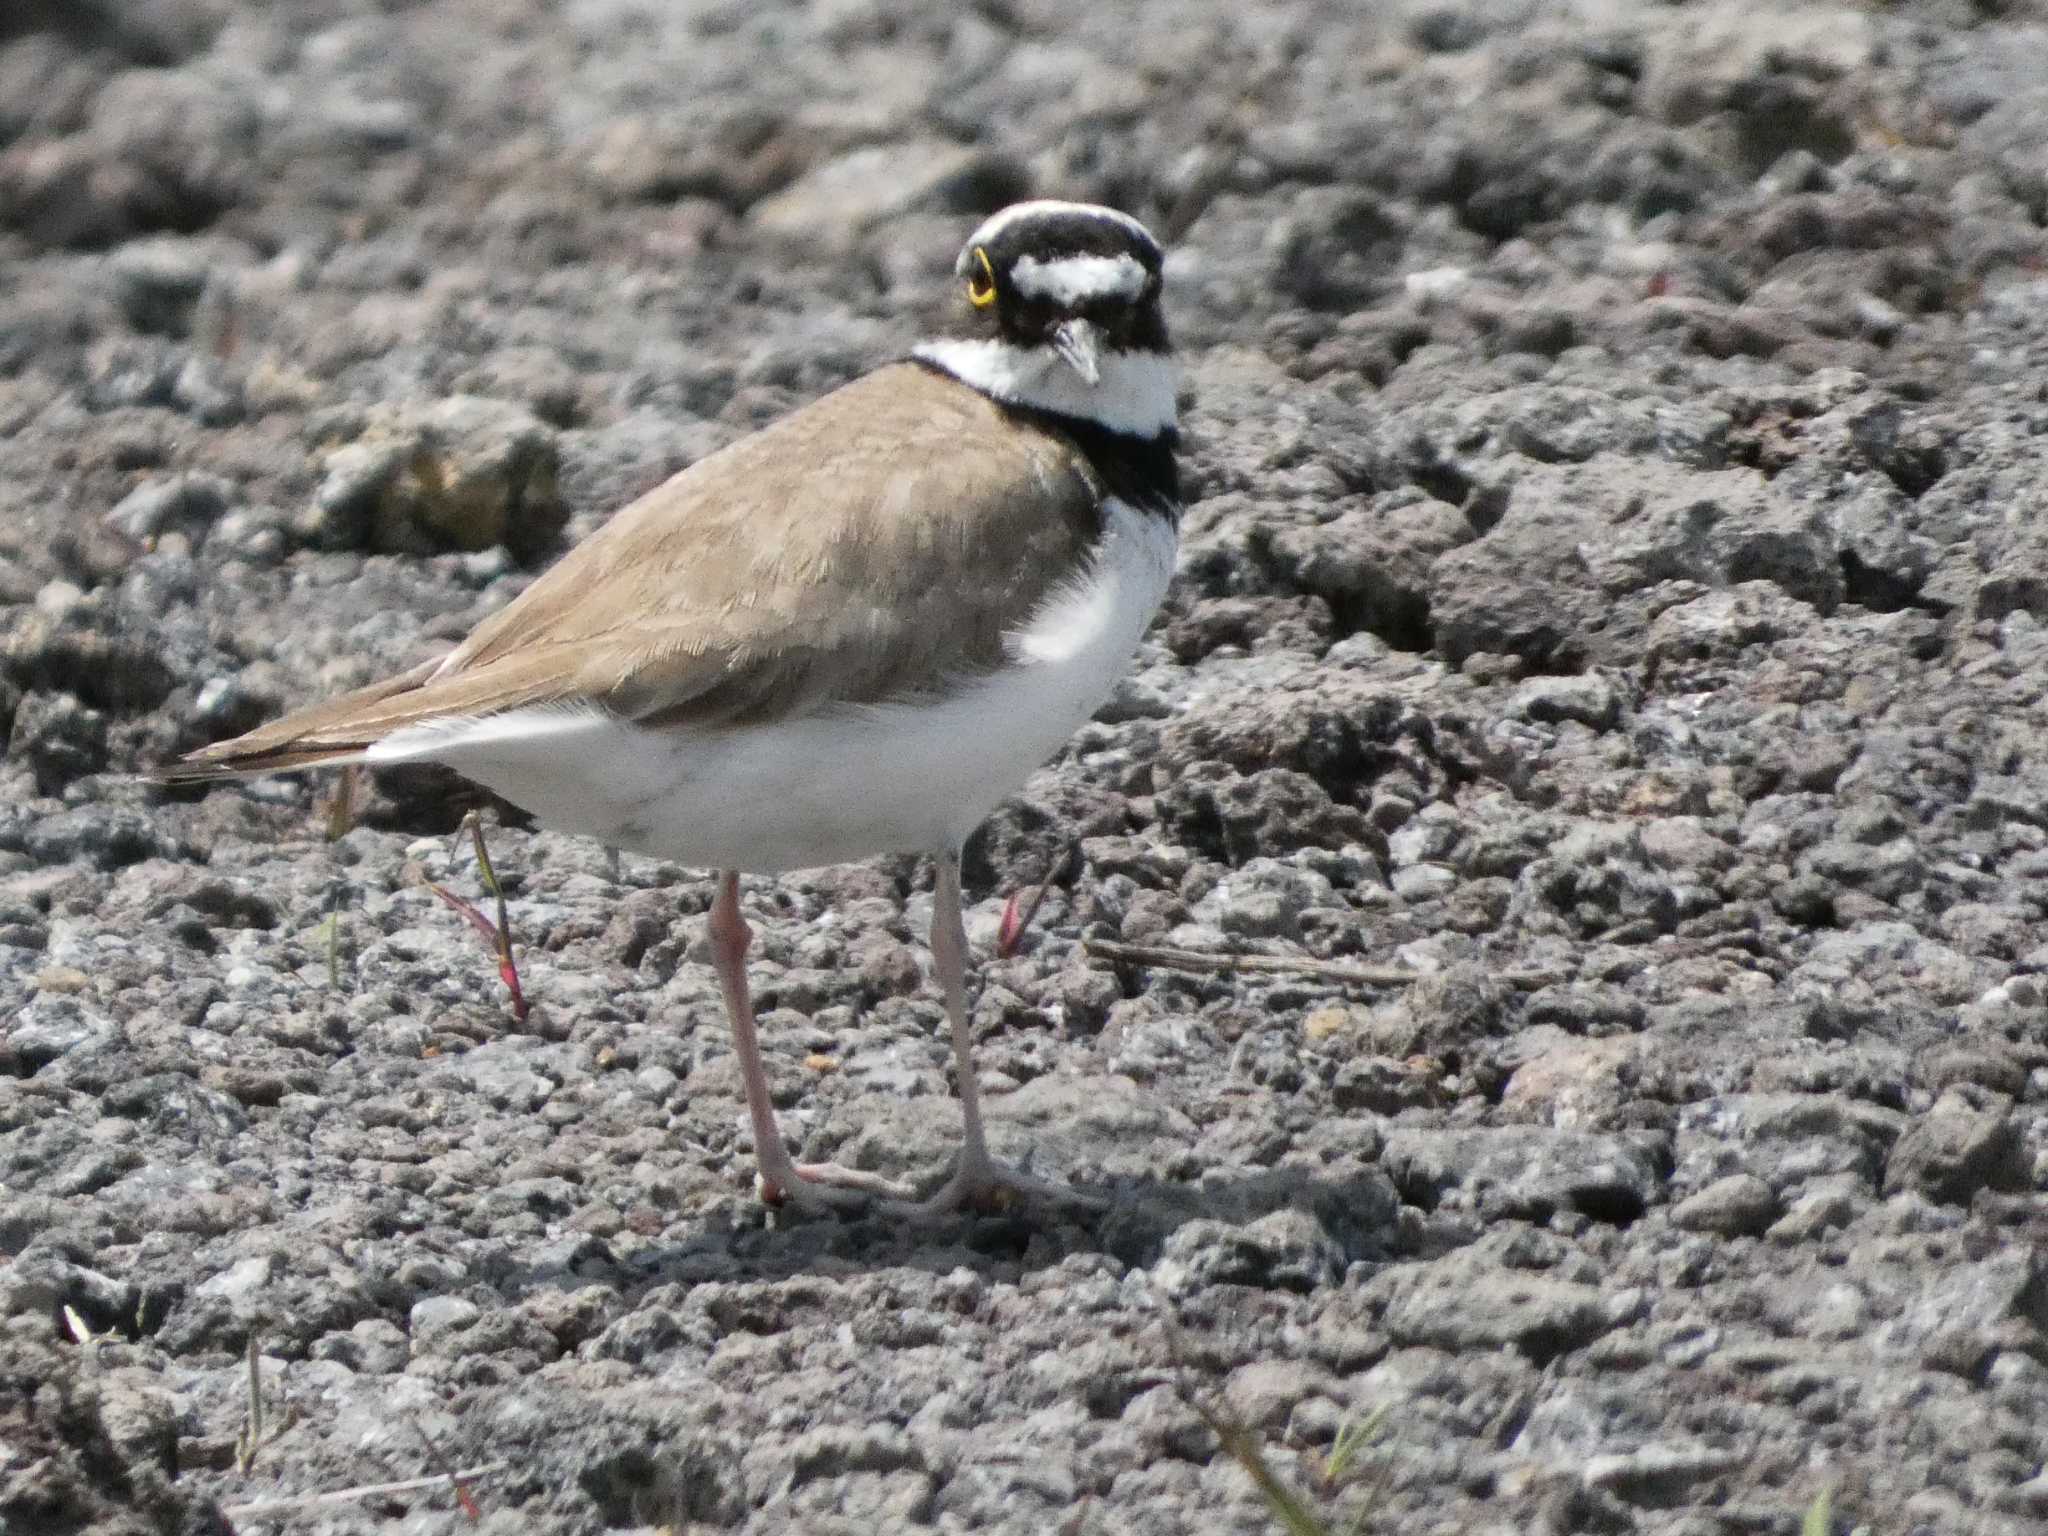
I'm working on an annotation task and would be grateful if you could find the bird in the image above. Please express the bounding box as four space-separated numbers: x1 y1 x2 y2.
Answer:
161 199 1182 1217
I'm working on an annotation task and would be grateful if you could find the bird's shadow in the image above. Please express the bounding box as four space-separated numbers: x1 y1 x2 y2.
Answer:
490 1162 1404 1308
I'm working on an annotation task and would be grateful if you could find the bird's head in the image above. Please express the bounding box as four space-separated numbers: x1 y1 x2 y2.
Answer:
950 200 1169 387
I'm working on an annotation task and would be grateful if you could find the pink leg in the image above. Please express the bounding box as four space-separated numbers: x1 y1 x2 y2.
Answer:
905 850 1103 1216
707 871 909 1213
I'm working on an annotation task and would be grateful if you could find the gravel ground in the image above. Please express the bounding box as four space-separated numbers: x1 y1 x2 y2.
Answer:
4 2 2048 1533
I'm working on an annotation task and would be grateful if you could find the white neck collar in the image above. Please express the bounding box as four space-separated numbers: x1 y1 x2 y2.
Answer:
912 339 1178 439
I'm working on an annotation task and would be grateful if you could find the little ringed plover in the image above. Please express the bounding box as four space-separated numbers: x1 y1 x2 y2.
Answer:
164 199 1182 1217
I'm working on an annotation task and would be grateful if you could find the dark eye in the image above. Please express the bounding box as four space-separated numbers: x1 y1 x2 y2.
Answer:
966 247 997 308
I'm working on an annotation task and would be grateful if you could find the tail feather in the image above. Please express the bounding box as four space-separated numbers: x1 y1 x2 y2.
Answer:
153 657 445 783
155 644 607 785
152 744 371 783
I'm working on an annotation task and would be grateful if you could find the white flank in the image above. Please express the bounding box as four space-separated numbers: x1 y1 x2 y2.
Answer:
914 339 1177 438
1011 252 1149 306
364 702 593 761
961 199 1160 255
366 500 1178 874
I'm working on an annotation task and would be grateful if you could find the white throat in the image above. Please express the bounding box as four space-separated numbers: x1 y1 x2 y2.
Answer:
913 339 1178 439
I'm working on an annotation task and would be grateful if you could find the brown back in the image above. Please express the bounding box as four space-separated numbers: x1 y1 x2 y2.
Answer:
176 363 1108 770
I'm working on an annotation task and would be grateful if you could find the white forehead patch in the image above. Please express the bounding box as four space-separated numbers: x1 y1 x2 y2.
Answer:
1010 252 1150 307
960 199 1161 256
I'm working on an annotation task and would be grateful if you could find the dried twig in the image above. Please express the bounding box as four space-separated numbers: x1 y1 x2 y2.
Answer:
222 1464 511 1521
206 285 242 362
1085 938 1558 990
233 1336 294 1471
464 815 521 997
423 812 528 1022
1185 1391 1333 1536
1085 939 1420 986
997 838 1080 958
323 764 359 841
309 884 348 992
235 1335 262 1472
1160 1318 1334 1536
1157 1312 1392 1536
1318 1405 1394 1536
406 1414 483 1521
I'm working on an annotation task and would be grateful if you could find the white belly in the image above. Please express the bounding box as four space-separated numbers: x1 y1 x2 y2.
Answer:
368 499 1176 873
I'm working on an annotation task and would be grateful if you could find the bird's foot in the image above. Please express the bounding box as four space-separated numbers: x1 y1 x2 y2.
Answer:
892 1148 1108 1220
755 1156 918 1215
755 1147 1105 1221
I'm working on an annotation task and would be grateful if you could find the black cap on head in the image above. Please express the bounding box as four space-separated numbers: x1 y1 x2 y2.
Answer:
952 201 1169 357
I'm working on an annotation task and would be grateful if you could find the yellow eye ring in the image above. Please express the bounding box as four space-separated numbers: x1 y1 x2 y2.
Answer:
967 247 997 308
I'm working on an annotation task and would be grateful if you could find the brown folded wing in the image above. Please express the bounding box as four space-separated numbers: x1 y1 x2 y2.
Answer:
169 363 1107 778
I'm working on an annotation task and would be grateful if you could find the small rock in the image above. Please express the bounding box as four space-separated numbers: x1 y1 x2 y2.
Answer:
750 140 1013 245
1883 1085 2024 1204
1671 1174 1779 1237
171 355 239 425
409 1295 481 1340
1 996 114 1072
34 579 84 619
1097 675 1174 722
1201 858 1332 939
2004 1471 2048 1515
302 396 564 560
1765 1177 1862 1243
8 690 108 794
1637 817 1731 874
1154 765 1371 862
189 673 278 737
1224 1359 1341 1435
1391 862 1457 902
103 472 233 541
0 1248 133 1324
196 1254 278 1306
24 805 166 870
87 1367 179 1476
1915 1044 2029 1099
1679 1092 1898 1191
782 1423 927 1486
1332 1055 1440 1114
313 1318 411 1375
1371 1248 1614 1362
3 606 179 712
0 68 255 248
106 235 215 336
1380 1126 1665 1224
305 438 400 549
1499 1033 1638 1126
1150 1210 1345 1296
1386 811 1460 867
208 505 290 563
1583 1443 1743 1497
1876 1245 2044 1378
1512 673 1620 729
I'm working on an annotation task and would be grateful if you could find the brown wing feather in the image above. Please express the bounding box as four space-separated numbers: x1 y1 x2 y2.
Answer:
168 364 1105 779
155 658 446 781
